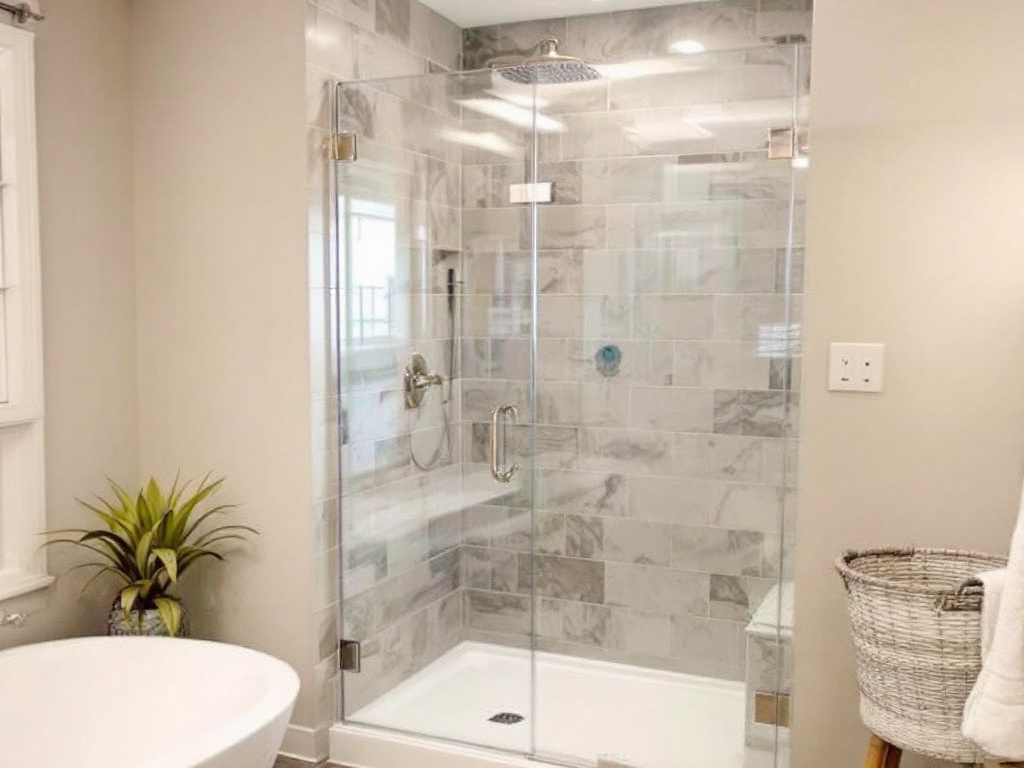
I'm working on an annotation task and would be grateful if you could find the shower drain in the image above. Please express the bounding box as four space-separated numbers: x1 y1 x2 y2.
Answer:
488 712 525 725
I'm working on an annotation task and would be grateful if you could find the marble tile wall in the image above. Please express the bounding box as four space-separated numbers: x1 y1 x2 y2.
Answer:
315 0 810 726
458 0 810 682
463 0 814 70
305 0 463 726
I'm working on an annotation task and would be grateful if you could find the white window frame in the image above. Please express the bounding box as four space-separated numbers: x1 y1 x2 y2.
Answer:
0 23 51 601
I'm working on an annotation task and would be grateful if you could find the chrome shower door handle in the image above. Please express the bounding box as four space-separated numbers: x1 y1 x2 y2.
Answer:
489 404 519 484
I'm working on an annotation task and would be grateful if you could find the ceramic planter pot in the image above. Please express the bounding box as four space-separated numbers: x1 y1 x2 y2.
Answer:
107 599 189 637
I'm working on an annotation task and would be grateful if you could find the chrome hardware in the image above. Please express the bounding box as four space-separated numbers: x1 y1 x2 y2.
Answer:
768 126 809 161
328 132 357 162
0 611 26 627
403 352 444 409
768 127 795 160
753 691 791 727
489 404 519 484
0 2 45 24
339 639 361 672
509 182 555 204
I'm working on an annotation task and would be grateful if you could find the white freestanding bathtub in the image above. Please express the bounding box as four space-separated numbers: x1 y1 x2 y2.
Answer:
0 636 300 768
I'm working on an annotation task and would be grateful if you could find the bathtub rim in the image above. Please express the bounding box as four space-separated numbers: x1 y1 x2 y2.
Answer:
0 635 300 768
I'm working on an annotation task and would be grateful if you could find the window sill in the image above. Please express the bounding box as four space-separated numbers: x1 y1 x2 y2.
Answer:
0 568 55 602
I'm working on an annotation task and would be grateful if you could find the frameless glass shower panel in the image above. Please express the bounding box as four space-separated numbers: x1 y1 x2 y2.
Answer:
524 45 805 768
334 69 537 754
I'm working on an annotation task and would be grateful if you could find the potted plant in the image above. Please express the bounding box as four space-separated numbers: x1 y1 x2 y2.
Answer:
44 474 256 637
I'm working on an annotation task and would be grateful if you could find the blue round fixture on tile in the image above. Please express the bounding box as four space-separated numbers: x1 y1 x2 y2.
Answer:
595 344 622 377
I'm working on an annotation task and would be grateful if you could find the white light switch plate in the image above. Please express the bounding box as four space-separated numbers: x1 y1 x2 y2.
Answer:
828 343 885 392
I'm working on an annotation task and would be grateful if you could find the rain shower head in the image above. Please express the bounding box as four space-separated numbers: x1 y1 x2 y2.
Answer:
488 38 602 85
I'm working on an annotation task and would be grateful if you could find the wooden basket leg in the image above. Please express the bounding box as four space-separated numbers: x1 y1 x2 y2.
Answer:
864 735 887 768
882 743 902 768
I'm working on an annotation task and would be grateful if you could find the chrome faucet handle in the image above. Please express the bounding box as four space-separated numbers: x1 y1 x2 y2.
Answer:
413 372 444 388
0 611 26 627
403 353 445 409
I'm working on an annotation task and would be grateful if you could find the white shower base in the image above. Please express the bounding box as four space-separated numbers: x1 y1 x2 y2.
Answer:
331 642 784 768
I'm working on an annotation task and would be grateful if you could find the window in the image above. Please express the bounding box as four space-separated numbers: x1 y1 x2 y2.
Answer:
341 197 399 346
0 23 50 601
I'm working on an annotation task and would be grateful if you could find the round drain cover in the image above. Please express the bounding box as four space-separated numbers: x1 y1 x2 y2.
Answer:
488 712 525 724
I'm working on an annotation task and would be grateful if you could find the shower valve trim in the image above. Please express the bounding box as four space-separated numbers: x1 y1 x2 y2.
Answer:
403 352 445 409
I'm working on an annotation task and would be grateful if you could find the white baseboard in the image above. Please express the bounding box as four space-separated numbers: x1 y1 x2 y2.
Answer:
280 723 330 763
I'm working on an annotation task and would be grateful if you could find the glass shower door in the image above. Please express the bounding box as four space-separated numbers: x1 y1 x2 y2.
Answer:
331 40 806 768
333 70 539 754
525 44 806 768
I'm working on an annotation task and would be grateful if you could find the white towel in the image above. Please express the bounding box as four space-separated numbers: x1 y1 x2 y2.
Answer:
975 569 1007 658
962 476 1024 759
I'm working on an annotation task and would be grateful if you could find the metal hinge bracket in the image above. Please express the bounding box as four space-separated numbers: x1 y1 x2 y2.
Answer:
339 639 361 672
753 691 791 727
768 127 795 160
768 126 809 161
328 132 358 162
508 181 555 204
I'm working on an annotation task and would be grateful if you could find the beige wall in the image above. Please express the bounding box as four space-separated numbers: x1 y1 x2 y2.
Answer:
795 2 1024 766
2 0 321 738
0 0 138 650
130 0 316 728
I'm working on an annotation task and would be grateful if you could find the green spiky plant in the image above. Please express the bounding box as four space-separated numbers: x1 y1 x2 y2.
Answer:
44 475 257 637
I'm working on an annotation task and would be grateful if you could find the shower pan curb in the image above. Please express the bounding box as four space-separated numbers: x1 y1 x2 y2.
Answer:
330 722 538 768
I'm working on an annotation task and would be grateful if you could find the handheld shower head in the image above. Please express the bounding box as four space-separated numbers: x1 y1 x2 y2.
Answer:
446 267 456 316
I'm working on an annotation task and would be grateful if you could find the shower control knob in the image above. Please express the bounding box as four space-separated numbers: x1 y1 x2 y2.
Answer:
403 353 444 409
413 372 444 389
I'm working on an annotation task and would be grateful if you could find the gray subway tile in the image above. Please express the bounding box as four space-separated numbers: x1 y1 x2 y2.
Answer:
462 546 491 589
519 553 605 602
580 428 672 475
709 573 750 620
671 525 763 576
604 562 708 615
374 547 459 629
628 476 712 525
565 514 604 559
629 386 714 433
539 470 630 517
713 389 786 437
602 518 672 566
563 602 619 648
711 482 783 531
465 589 531 635
491 549 520 592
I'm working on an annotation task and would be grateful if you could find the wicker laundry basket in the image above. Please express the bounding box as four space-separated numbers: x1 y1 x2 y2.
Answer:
836 547 1007 763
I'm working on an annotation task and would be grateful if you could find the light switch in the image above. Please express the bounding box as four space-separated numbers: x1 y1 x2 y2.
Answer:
828 343 885 393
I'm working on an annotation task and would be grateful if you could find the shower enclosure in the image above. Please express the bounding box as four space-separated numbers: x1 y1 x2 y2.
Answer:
330 41 808 768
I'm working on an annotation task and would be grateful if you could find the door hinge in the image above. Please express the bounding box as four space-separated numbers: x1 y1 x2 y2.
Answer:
339 639 361 672
768 126 809 161
328 132 358 162
753 691 791 727
768 127 795 160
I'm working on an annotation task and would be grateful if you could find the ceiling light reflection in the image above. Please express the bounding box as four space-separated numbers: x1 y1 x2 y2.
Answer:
593 57 703 81
440 129 519 158
670 39 706 55
459 98 565 133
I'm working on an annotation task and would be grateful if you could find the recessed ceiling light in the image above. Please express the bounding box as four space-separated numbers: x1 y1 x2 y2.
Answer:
670 39 706 55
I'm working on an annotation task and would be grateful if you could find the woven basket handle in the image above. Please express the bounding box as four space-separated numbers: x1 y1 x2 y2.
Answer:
935 577 985 613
